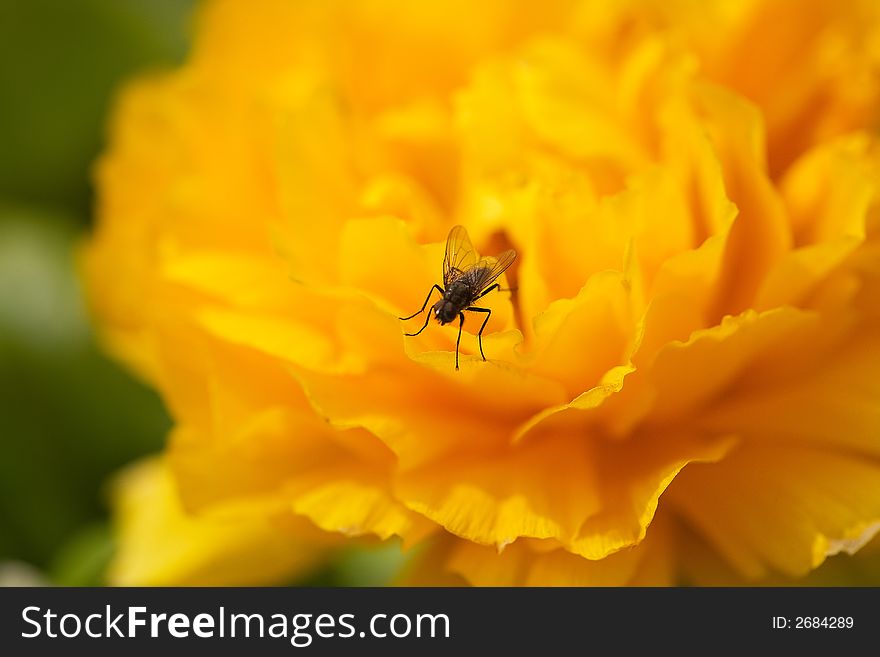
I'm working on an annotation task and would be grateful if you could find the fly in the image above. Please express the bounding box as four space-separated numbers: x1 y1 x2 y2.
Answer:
399 225 516 370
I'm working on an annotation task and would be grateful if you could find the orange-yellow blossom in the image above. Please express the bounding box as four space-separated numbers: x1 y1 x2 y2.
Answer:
84 0 880 585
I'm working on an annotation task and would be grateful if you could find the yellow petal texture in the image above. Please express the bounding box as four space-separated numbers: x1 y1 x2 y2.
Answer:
395 429 734 559
668 443 880 579
109 459 326 586
572 0 880 178
83 0 880 585
443 512 677 586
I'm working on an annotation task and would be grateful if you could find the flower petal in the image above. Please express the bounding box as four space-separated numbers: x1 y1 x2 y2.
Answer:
284 466 436 546
395 428 734 559
108 459 324 586
567 432 736 560
272 89 359 283
695 83 792 319
446 516 675 586
697 335 880 457
526 271 636 398
395 433 601 550
669 443 880 579
782 135 876 246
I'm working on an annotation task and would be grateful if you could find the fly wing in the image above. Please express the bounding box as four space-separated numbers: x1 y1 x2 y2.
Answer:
464 249 517 294
443 225 478 287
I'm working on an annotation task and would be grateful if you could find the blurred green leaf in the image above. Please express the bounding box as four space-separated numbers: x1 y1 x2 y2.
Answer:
0 0 193 582
0 209 169 570
332 541 409 587
297 541 409 587
0 0 195 217
49 522 115 586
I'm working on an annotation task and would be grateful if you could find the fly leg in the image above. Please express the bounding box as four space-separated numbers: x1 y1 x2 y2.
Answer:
399 285 444 321
466 307 491 361
404 313 431 338
473 283 516 303
473 283 499 301
405 310 432 337
455 311 465 370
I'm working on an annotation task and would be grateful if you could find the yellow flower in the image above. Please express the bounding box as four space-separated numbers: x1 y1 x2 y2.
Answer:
84 0 880 585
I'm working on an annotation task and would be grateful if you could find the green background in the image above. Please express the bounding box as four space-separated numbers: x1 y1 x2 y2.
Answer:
0 0 193 586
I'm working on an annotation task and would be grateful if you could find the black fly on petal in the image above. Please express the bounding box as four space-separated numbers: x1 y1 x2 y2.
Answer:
399 225 516 370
